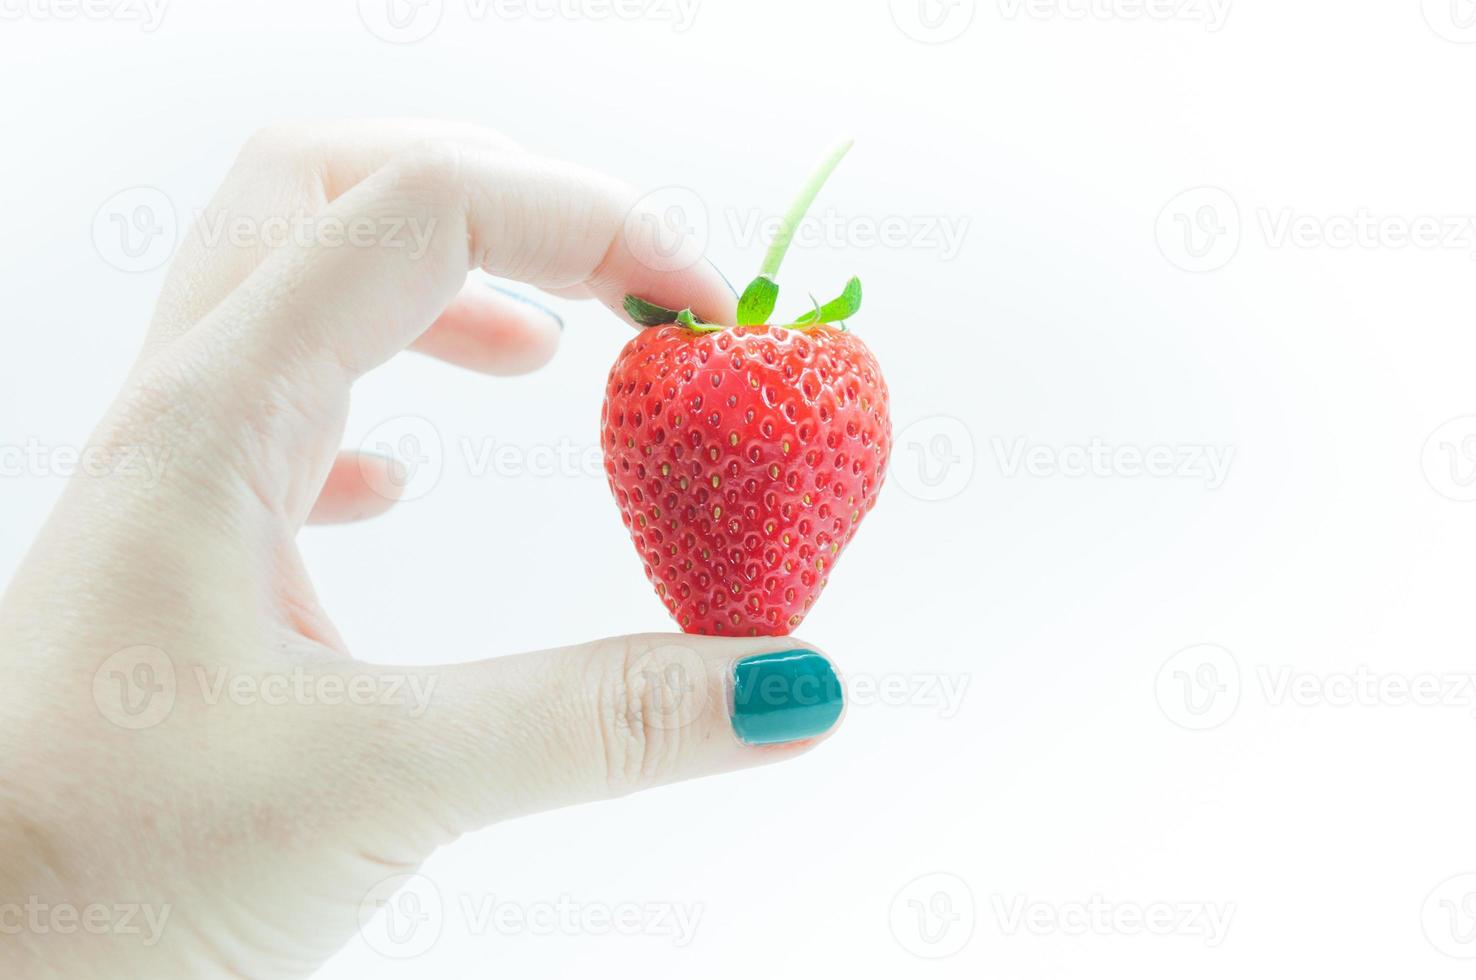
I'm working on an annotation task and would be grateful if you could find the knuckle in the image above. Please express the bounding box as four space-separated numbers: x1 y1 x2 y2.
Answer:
239 123 315 165
592 639 710 795
108 356 214 445
384 140 468 201
78 357 224 498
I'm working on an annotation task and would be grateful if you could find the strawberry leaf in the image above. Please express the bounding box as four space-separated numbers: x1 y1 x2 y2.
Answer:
623 294 723 332
789 276 862 326
736 275 779 326
623 294 684 327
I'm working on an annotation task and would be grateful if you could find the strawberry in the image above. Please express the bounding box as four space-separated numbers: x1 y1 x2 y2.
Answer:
601 143 891 636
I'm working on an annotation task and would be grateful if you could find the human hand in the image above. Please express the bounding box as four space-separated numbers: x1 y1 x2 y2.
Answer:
0 119 845 978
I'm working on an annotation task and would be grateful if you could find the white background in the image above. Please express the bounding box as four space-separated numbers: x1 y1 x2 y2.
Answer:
5 0 1476 976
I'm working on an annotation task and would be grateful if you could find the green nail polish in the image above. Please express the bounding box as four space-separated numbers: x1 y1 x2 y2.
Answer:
731 650 843 746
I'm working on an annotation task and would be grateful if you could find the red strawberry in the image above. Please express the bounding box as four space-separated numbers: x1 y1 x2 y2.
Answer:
601 142 891 635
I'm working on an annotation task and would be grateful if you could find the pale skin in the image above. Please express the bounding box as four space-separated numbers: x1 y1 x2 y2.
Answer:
0 119 842 977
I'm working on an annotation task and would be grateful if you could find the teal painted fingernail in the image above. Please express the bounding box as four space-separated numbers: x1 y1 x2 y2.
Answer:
731 650 843 745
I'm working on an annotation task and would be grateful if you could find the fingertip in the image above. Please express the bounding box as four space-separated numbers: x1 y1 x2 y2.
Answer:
600 261 739 331
588 200 739 329
306 451 404 525
688 257 740 327
411 279 562 375
728 643 845 748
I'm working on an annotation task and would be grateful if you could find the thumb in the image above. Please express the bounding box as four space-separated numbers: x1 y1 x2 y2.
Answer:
382 634 845 830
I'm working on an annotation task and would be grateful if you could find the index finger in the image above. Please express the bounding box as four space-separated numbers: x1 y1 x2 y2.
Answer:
190 141 736 382
147 118 527 354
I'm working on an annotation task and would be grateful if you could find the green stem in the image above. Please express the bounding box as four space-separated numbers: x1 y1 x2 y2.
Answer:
759 139 854 280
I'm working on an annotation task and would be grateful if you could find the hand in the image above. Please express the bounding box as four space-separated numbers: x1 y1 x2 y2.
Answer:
0 119 845 978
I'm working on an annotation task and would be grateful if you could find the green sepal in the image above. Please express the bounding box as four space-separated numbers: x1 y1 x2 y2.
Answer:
622 295 722 332
623 294 683 326
788 276 862 326
736 274 779 326
623 143 861 337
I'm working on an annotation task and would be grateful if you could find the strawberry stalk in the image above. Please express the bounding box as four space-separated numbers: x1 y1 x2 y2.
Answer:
736 139 854 326
760 139 854 278
623 141 864 332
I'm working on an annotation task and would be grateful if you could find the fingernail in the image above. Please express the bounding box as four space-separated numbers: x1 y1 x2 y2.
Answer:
487 283 564 331
706 257 738 298
731 649 843 746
